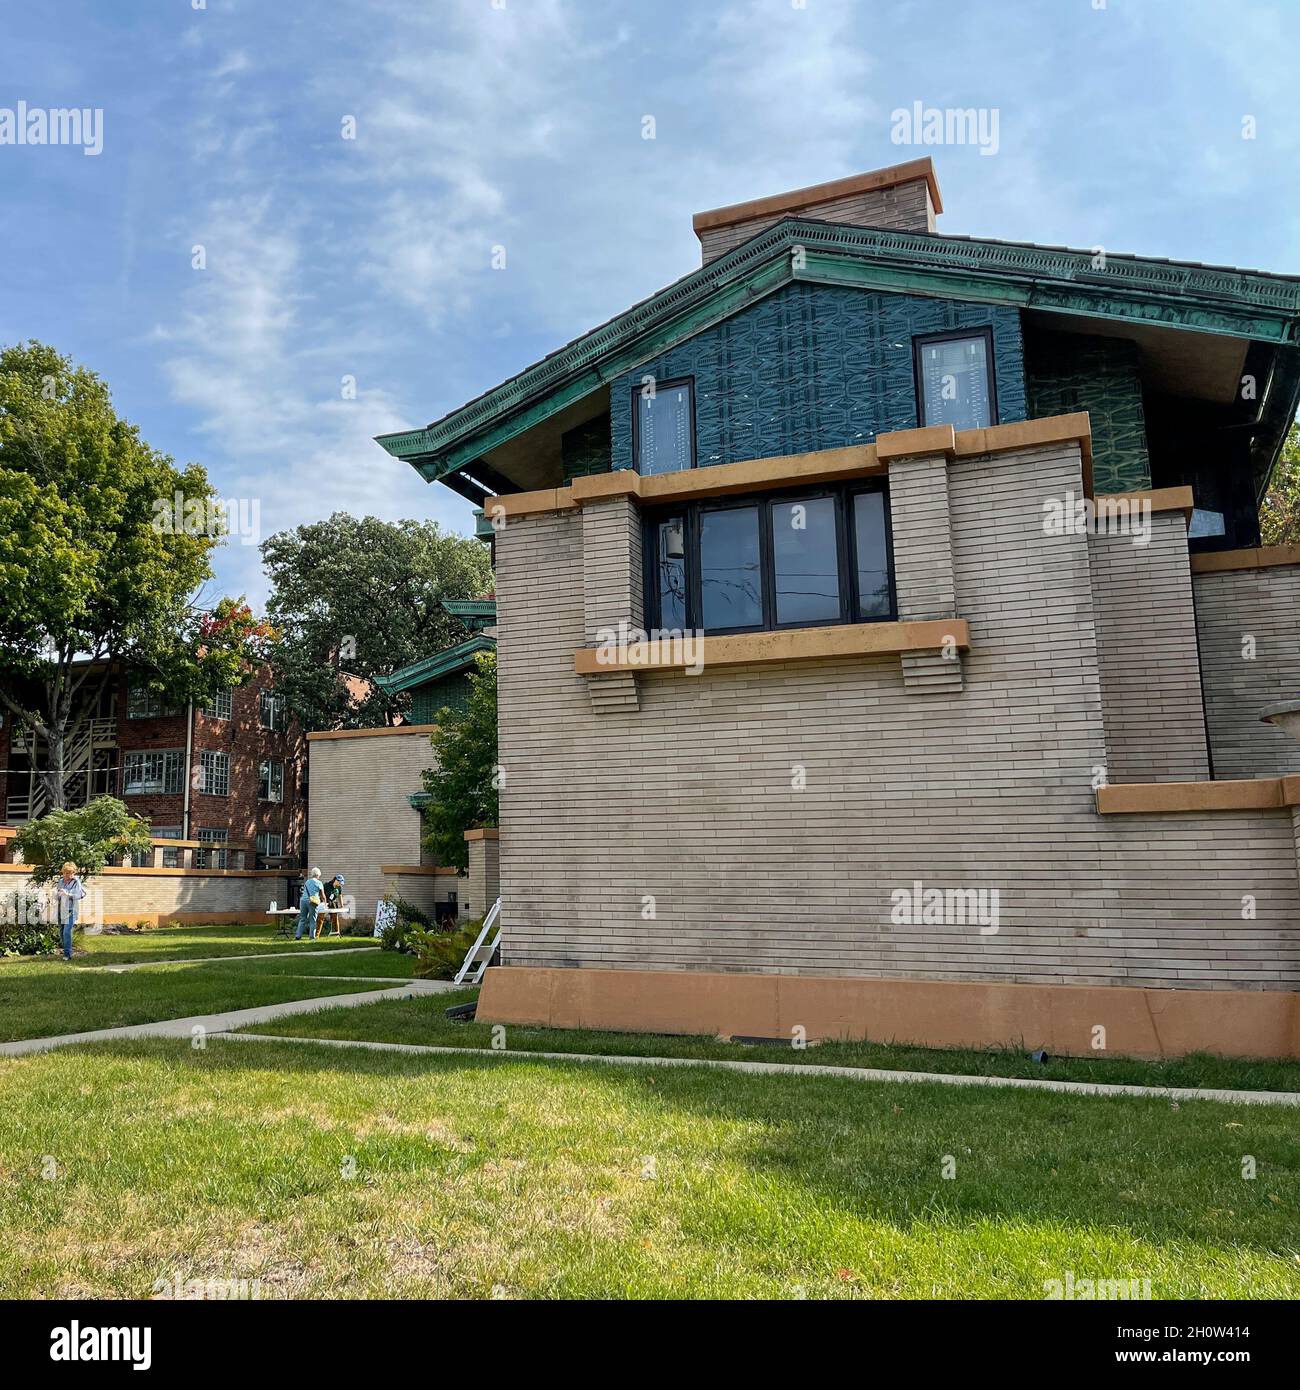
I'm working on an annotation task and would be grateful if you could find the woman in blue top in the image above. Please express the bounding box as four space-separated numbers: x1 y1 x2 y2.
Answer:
295 867 324 941
53 862 86 962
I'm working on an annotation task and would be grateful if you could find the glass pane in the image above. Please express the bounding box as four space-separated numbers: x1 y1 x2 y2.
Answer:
854 492 891 618
636 383 693 475
700 507 762 630
772 498 841 624
655 517 688 630
919 335 992 430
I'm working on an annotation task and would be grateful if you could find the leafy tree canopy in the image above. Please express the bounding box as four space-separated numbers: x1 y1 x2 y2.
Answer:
262 512 494 730
0 341 271 807
420 652 498 873
1260 421 1300 547
14 796 153 884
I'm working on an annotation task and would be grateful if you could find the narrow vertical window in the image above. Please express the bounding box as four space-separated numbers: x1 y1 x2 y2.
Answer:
699 505 762 630
771 497 841 625
634 378 694 475
853 491 891 619
915 330 995 431
655 516 688 629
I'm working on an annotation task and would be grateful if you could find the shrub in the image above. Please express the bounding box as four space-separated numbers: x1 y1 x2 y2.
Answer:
0 893 60 956
409 918 483 981
12 797 152 884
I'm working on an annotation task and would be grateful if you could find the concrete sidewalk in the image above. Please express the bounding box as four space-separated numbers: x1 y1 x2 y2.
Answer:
224 1031 1300 1108
0 979 456 1058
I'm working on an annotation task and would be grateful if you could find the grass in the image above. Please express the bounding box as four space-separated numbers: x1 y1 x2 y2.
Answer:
0 957 403 1044
246 990 1300 1095
0 1035 1296 1299
63 923 379 967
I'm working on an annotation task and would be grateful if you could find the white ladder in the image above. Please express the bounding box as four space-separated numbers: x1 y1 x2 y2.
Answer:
453 897 502 985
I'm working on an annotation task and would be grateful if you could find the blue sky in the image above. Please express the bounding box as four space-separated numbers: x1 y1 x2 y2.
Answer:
2 0 1296 608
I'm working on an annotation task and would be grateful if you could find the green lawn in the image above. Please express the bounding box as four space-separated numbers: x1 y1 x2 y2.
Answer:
248 990 1300 1095
67 923 379 967
0 1036 1296 1299
0 957 399 1044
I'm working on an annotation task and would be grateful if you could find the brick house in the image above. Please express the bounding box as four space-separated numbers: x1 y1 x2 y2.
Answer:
378 158 1300 1058
2 663 304 866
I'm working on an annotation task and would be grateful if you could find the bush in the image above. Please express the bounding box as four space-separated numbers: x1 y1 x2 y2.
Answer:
12 796 152 885
409 919 483 981
0 893 60 956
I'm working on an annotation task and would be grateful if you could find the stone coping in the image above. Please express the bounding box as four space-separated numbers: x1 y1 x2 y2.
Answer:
1190 544 1300 574
1096 776 1300 814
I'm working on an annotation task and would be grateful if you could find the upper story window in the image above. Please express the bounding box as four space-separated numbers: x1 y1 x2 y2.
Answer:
914 329 997 432
203 689 232 720
122 749 184 796
259 689 287 730
127 684 178 720
645 483 894 635
199 749 230 797
258 758 284 803
633 377 695 475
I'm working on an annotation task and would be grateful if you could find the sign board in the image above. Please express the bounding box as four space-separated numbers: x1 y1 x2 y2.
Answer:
374 898 398 939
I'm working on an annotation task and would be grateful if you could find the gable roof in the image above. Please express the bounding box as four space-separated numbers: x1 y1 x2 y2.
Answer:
377 217 1300 497
373 634 495 697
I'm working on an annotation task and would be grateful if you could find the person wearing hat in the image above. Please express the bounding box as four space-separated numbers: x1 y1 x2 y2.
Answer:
319 872 347 937
295 867 324 941
53 862 86 962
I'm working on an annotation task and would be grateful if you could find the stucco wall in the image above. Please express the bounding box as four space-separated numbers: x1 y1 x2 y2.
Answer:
494 440 1300 992
307 730 440 917
1194 564 1300 780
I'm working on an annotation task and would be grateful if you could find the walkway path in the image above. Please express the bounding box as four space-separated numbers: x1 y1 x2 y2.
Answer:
85 945 381 973
224 1031 1300 1108
0 980 456 1058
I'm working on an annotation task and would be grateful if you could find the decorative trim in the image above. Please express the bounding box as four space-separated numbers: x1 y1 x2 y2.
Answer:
1190 544 1300 574
306 724 440 742
495 414 1093 519
1095 778 1297 814
380 865 458 876
1097 486 1195 524
374 635 495 694
464 828 500 842
692 157 944 233
0 864 286 878
575 619 970 676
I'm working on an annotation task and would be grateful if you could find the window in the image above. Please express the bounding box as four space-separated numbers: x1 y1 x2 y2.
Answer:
914 329 996 432
258 759 284 803
127 684 178 720
122 750 184 796
133 825 181 869
258 689 287 730
203 689 232 720
199 749 230 797
644 483 894 635
256 831 284 859
633 378 695 475
196 827 228 870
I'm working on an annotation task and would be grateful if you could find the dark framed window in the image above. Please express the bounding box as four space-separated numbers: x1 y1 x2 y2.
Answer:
632 377 695 476
644 482 895 635
913 328 997 432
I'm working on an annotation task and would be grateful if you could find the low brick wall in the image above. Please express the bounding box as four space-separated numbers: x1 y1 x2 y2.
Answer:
0 865 290 927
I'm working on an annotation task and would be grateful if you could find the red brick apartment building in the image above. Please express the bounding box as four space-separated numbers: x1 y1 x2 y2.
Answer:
0 664 305 867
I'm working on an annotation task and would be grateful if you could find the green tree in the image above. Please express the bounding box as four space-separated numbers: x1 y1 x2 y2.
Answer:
1260 420 1300 545
262 512 494 730
420 652 498 872
13 796 153 885
0 341 270 809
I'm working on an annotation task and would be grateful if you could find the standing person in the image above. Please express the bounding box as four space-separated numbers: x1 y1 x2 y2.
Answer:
319 873 346 937
294 866 324 941
53 862 86 962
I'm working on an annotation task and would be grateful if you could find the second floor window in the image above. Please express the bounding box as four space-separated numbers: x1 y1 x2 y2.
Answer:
127 685 178 720
633 377 695 475
259 759 284 803
259 689 287 730
914 329 996 432
196 827 228 870
122 750 184 796
256 831 284 858
203 689 232 720
645 483 894 635
199 749 230 797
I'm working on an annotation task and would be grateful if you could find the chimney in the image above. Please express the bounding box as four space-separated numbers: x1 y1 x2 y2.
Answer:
692 157 942 265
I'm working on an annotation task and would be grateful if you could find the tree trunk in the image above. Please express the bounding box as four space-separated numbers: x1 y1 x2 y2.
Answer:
42 726 67 813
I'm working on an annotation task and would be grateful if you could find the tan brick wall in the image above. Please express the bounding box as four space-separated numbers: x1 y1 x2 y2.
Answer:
1090 513 1210 782
307 731 439 917
495 441 1300 992
1194 565 1300 779
3 870 288 922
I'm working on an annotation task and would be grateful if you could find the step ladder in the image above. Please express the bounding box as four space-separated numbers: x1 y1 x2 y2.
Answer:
453 897 501 985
